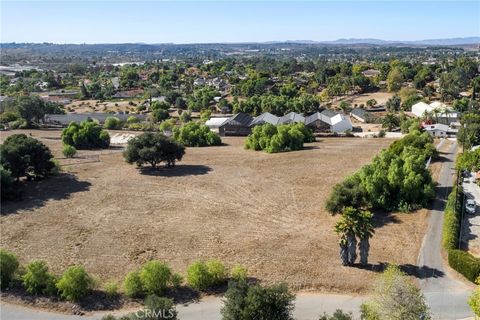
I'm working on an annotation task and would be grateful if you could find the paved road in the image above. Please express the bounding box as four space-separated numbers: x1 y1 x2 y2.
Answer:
1 140 475 320
418 141 474 319
1 294 365 320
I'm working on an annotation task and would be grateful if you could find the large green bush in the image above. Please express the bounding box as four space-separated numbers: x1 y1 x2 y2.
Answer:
221 281 295 320
245 123 314 153
448 249 480 283
468 287 480 317
124 132 185 168
61 120 110 149
0 166 18 201
172 122 221 147
139 261 172 296
1 134 56 180
442 186 462 250
62 144 77 158
206 259 228 286
326 130 436 214
22 260 56 295
0 249 19 289
56 266 93 301
186 261 212 291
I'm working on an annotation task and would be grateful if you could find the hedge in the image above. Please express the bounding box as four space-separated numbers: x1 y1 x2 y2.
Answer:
448 249 480 283
442 186 462 250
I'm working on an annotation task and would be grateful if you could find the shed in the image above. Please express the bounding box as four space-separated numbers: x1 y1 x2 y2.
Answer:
219 113 253 136
350 108 368 123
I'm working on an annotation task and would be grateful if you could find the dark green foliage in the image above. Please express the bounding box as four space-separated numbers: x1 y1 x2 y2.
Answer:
1 134 55 180
458 113 480 150
457 149 480 172
0 249 19 289
151 101 171 123
326 130 436 214
22 260 57 295
448 249 480 283
245 123 313 153
172 122 222 147
2 95 63 127
442 186 462 250
318 310 354 320
142 295 177 320
124 132 185 168
56 266 93 301
104 116 123 130
62 120 110 149
221 280 295 320
0 166 18 201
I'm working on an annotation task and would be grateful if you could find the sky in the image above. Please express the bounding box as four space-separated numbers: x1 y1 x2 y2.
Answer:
1 1 479 44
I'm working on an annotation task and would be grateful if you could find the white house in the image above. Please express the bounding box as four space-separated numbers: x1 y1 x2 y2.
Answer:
423 123 451 137
411 101 459 124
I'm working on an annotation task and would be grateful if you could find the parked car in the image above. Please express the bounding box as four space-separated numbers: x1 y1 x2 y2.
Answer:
466 199 476 214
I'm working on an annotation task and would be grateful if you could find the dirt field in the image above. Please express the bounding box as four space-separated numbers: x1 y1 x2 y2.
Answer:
65 99 143 114
0 130 429 294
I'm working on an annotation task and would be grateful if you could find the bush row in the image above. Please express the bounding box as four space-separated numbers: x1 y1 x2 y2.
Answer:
448 249 480 283
442 186 462 250
0 249 246 303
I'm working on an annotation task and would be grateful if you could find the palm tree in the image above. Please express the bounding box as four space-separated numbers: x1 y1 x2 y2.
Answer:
356 210 375 266
381 113 400 131
334 207 359 265
335 207 375 266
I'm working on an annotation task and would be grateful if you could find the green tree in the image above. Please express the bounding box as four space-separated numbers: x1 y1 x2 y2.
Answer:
124 132 185 168
361 265 430 320
173 122 222 147
458 113 480 150
62 120 110 149
221 280 295 320
387 68 404 92
381 113 400 131
1 134 55 180
385 95 401 112
318 310 354 320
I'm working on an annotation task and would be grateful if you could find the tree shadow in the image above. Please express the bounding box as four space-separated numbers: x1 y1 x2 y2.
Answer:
1 174 91 215
139 165 212 177
302 145 321 151
371 210 400 228
356 262 445 279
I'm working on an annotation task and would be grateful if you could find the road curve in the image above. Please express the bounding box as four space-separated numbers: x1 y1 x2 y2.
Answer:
418 140 474 319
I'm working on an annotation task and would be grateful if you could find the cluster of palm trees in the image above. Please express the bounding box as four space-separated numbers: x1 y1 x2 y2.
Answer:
334 207 375 266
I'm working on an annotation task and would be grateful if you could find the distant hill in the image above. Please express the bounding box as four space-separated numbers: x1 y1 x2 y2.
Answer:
318 37 479 46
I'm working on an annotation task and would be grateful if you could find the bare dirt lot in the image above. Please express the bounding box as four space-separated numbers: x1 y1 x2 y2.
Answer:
0 130 429 294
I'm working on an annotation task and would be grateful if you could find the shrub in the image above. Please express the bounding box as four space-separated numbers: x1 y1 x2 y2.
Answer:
1 134 56 180
186 261 212 291
123 270 143 298
221 281 295 320
104 116 123 130
231 264 248 282
139 261 172 296
171 273 183 289
179 111 192 123
56 266 93 301
124 132 185 168
159 119 176 133
319 310 354 320
62 145 77 158
448 249 480 283
0 249 19 289
61 120 110 149
126 116 139 124
469 287 480 317
104 281 118 298
360 265 430 320
442 186 461 250
22 260 56 295
143 295 177 320
172 122 222 147
206 259 228 286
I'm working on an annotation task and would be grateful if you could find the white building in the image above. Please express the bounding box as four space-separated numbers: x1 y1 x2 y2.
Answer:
411 101 459 124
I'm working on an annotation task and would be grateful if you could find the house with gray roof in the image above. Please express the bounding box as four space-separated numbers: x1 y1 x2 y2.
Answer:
350 108 369 123
278 112 305 125
250 112 280 126
218 112 253 136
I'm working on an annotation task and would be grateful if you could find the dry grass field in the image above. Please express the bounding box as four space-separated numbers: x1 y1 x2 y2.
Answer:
0 130 429 294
